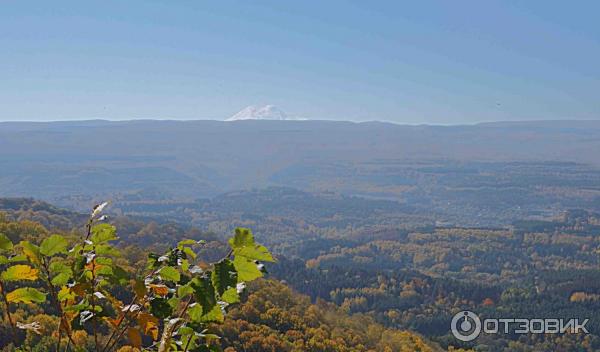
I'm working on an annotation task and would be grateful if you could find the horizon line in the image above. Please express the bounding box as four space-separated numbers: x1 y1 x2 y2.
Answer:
1 117 599 128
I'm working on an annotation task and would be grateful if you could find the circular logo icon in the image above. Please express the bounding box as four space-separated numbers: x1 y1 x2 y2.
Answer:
451 310 482 341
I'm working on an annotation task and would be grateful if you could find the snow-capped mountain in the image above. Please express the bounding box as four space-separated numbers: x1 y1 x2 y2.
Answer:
226 105 295 121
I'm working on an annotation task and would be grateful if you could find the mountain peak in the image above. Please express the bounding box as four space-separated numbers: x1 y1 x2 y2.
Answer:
227 105 291 121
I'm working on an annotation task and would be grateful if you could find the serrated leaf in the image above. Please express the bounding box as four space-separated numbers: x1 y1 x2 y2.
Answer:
235 244 274 262
49 261 72 275
0 234 13 251
181 259 190 272
58 286 75 301
167 296 180 309
177 239 196 247
221 287 240 304
40 234 68 256
228 228 274 263
95 257 113 266
1 265 38 281
96 265 113 277
90 224 117 244
109 265 129 285
149 297 172 319
182 246 197 260
187 303 203 322
6 287 46 303
228 228 255 249
20 241 41 265
180 328 199 350
190 276 217 314
177 283 194 298
159 266 180 282
233 256 262 282
51 272 71 286
95 244 120 256
64 300 90 312
212 259 237 296
137 312 159 340
178 325 194 336
199 305 223 323
9 254 27 263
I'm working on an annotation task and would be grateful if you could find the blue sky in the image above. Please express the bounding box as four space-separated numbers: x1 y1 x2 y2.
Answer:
1 1 599 124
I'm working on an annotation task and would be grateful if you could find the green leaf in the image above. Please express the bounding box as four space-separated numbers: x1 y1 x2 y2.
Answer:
212 259 237 296
95 244 120 256
19 241 41 265
96 265 113 276
0 255 24 265
187 303 203 322
67 244 82 258
108 265 129 285
177 239 196 247
64 300 90 312
178 326 199 350
90 224 117 244
221 287 240 304
0 233 13 251
181 259 190 272
95 257 113 266
167 296 180 309
190 276 217 314
199 305 223 323
6 287 46 303
228 227 274 263
48 260 72 286
235 244 274 262
58 286 75 301
228 228 255 249
177 283 194 298
49 261 72 275
40 234 68 256
182 246 197 260
51 272 71 286
1 265 39 281
72 254 86 278
178 326 195 336
233 256 262 282
159 266 180 282
8 254 27 263
149 297 173 319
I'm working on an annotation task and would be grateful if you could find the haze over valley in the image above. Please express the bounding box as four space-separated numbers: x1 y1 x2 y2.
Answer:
2 118 599 228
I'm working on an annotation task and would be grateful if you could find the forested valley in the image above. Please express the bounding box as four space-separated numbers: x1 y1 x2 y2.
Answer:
2 195 600 351
0 199 441 351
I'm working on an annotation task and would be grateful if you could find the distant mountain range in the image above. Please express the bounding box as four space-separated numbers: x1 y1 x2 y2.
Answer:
1 119 599 214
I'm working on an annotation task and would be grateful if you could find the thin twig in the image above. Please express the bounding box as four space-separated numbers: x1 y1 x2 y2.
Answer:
104 307 144 352
100 293 138 352
41 258 77 347
0 279 18 341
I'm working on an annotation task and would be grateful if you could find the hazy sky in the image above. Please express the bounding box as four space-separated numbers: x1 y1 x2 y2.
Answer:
1 1 599 124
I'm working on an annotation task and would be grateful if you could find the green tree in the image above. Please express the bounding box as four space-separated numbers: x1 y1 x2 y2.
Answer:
0 202 274 352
